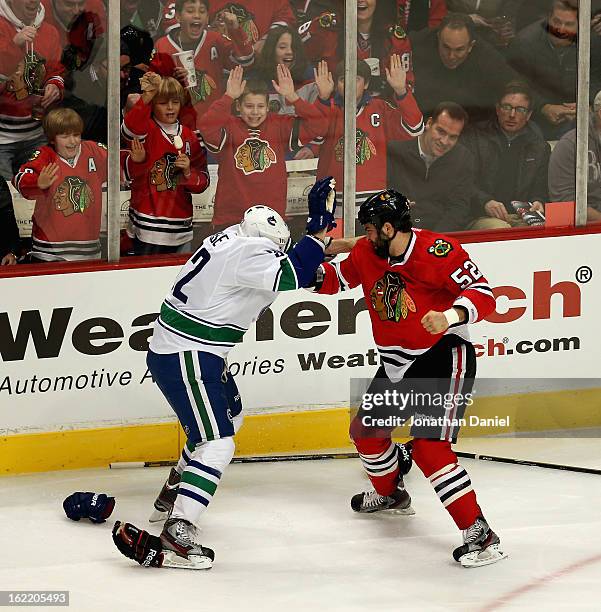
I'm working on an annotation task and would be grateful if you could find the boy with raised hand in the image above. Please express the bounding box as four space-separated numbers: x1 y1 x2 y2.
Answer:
13 108 105 262
198 64 328 234
121 72 209 255
150 0 254 130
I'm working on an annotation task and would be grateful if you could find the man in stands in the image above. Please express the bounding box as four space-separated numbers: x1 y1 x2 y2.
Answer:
410 12 519 123
548 90 601 224
505 0 579 140
461 81 550 230
387 101 475 233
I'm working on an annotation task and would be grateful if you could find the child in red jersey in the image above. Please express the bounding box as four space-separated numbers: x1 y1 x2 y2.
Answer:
198 64 328 235
150 0 254 131
13 108 106 262
299 0 415 93
315 56 423 229
121 72 209 255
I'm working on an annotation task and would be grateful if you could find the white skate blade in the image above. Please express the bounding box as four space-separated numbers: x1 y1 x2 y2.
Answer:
389 504 415 516
161 551 213 570
459 544 508 568
149 508 168 523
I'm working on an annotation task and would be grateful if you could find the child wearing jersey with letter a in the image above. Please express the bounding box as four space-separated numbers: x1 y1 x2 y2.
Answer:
13 108 106 262
150 0 254 131
198 64 328 237
122 73 209 255
315 57 423 231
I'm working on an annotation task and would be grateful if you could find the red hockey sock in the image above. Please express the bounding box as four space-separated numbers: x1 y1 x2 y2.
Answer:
411 438 481 529
349 417 399 496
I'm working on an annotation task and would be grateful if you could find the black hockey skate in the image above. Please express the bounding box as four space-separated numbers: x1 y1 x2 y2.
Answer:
452 516 508 567
351 482 414 515
160 518 214 570
149 468 180 523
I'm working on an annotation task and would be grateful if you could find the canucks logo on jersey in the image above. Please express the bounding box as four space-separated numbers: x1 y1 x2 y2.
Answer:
370 271 416 322
53 176 94 217
335 129 376 165
235 137 277 175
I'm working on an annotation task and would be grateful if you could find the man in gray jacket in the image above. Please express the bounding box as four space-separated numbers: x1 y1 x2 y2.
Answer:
461 81 550 229
548 91 601 224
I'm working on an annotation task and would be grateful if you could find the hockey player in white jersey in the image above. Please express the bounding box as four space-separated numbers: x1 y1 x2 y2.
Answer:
112 177 338 570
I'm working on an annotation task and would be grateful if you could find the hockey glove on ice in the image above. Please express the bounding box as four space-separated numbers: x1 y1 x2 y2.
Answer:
306 176 337 234
112 521 164 568
63 492 115 523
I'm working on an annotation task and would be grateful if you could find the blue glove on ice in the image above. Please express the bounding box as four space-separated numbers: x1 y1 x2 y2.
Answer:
63 492 115 523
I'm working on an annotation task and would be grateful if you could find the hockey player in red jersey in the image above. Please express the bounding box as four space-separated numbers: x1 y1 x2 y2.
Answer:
315 56 423 221
150 0 254 131
121 72 209 255
13 107 106 261
299 0 415 91
315 190 508 567
199 63 328 231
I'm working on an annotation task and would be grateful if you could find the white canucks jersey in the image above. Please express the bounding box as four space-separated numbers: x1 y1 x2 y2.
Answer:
150 226 313 356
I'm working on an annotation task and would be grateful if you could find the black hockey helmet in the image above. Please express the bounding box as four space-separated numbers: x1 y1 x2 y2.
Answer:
358 189 411 231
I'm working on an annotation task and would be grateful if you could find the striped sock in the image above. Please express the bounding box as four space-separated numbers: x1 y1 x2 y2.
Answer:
176 439 195 475
171 460 222 525
358 442 401 496
428 462 480 529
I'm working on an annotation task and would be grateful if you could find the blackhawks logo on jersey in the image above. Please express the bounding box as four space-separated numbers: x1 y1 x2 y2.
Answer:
235 137 277 175
219 3 259 42
190 71 218 103
335 129 376 165
151 153 180 192
428 239 453 257
53 176 94 217
370 271 416 322
7 51 46 101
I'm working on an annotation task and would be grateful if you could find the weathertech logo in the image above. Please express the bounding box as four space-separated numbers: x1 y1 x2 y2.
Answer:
475 336 580 358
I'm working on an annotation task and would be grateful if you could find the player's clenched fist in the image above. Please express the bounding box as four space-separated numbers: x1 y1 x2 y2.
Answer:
421 310 450 335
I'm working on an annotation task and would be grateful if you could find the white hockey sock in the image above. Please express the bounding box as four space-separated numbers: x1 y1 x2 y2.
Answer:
172 436 235 525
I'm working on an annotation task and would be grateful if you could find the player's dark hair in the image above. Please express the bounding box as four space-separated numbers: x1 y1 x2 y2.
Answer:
498 80 533 109
43 108 84 142
255 25 309 84
430 101 469 126
438 12 476 42
175 0 208 13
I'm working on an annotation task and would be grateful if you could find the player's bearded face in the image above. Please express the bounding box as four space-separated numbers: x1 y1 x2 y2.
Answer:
365 223 392 258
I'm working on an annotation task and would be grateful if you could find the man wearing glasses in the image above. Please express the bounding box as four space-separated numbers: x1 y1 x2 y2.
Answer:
461 81 550 230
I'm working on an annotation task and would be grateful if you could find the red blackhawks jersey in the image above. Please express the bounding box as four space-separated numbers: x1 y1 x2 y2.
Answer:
318 231 496 382
121 98 209 246
158 0 296 40
150 27 254 127
316 93 423 212
13 142 107 261
199 94 327 226
299 12 415 86
0 16 64 145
